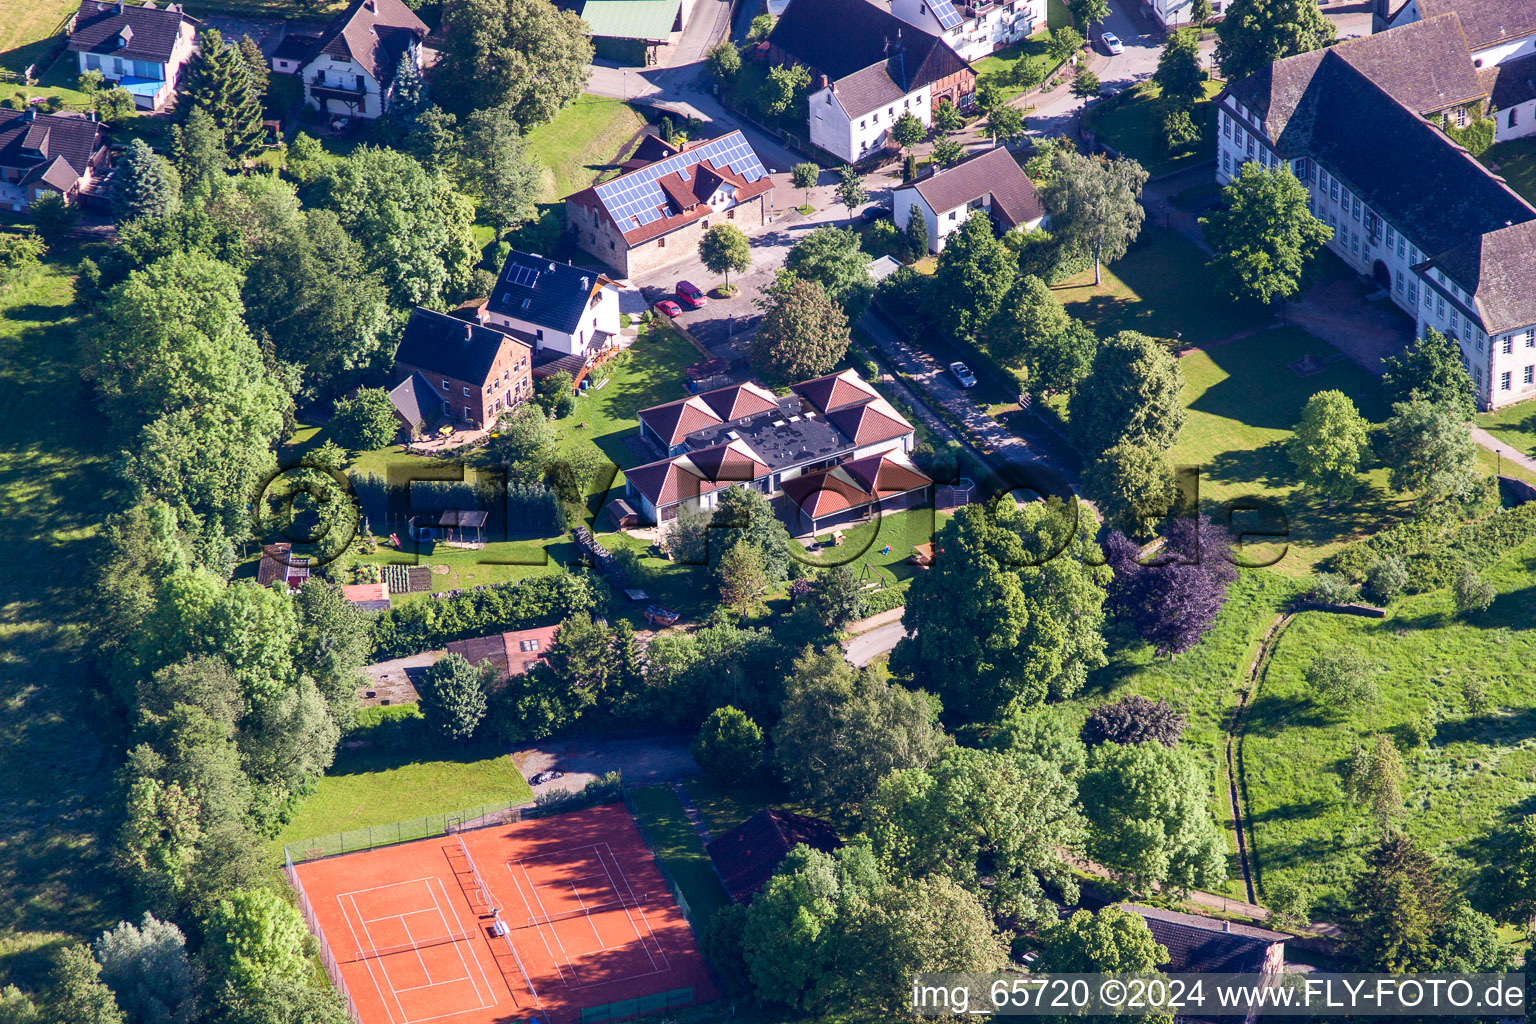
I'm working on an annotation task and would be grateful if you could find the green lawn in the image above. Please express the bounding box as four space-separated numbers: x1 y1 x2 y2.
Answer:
626 785 731 927
1243 539 1536 914
1084 80 1223 178
972 33 1056 104
1476 401 1536 461
1483 136 1536 206
1059 570 1300 898
524 94 648 203
0 251 121 985
0 0 73 77
1170 327 1410 573
1052 227 1265 348
1047 0 1072 31
272 706 533 863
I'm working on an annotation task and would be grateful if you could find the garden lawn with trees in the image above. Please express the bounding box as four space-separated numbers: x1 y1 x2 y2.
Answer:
971 32 1059 103
1083 80 1224 177
1242 539 1536 913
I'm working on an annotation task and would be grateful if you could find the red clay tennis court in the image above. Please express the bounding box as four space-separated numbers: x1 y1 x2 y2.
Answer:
290 803 718 1024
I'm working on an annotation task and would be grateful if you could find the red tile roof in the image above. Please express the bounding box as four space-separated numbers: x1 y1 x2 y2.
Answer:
791 368 879 413
825 397 914 447
840 452 932 497
782 452 931 520
626 440 769 508
698 380 780 421
638 395 726 447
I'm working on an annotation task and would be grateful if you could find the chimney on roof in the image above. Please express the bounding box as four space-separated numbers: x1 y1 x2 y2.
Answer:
464 321 473 339
25 106 37 121
579 275 589 289
115 0 124 13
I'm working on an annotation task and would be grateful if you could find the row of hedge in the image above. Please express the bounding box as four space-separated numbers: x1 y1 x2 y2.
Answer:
1324 502 1536 595
369 571 603 659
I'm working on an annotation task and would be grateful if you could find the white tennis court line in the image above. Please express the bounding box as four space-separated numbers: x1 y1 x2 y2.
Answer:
508 865 578 987
563 878 606 949
333 875 501 1024
517 860 583 986
596 842 670 974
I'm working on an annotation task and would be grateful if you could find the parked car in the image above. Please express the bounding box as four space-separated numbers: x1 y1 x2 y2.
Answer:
949 361 977 388
1101 31 1123 54
655 299 683 317
860 204 892 223
676 280 708 309
528 769 565 785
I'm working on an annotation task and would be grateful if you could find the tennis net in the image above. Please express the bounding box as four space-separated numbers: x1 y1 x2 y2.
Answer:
523 894 650 929
347 930 478 963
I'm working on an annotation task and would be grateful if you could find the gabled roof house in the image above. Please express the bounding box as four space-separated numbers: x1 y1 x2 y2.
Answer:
67 0 197 110
298 0 428 122
0 109 110 212
1216 10 1536 409
390 307 533 433
565 131 774 278
893 145 1046 253
479 249 623 370
887 0 1045 63
769 0 975 163
707 809 842 905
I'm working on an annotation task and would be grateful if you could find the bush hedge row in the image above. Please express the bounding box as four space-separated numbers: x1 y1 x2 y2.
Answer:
1325 502 1536 595
370 571 602 659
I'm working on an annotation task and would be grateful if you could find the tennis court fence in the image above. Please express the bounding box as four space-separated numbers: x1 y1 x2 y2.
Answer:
284 801 526 866
284 849 362 1024
579 986 695 1023
620 789 694 936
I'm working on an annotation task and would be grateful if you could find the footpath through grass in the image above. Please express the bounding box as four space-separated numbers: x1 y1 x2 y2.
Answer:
0 252 121 984
1244 539 1536 915
626 785 731 928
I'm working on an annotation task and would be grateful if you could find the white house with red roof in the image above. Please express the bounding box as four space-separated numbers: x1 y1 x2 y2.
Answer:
564 130 774 278
626 368 930 533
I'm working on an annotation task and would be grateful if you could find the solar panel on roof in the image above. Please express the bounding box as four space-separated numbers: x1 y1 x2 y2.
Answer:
593 132 770 229
508 265 539 287
929 0 962 28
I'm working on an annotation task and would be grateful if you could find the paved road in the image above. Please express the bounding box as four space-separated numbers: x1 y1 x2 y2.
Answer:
845 620 909 666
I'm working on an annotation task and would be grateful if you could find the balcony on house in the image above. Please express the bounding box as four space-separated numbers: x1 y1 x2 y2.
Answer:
309 73 366 101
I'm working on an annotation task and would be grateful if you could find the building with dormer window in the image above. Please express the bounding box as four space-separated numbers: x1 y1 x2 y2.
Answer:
887 0 1043 63
564 130 774 278
66 0 197 111
1216 12 1536 409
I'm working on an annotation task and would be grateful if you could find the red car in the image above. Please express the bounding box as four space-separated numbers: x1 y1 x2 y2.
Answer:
655 299 683 317
676 280 708 309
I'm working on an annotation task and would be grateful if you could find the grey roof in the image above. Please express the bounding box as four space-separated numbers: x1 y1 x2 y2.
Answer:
1222 40 1536 262
386 372 440 429
683 393 858 473
866 254 903 281
907 145 1043 226
0 110 104 186
1485 51 1536 109
484 249 611 334
831 61 911 118
394 307 528 385
768 0 971 89
1122 905 1285 974
68 0 192 63
1415 0 1536 52
310 0 426 84
1417 220 1536 333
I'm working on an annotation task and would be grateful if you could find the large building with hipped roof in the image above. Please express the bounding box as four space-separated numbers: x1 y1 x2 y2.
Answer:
626 368 931 534
1217 6 1536 408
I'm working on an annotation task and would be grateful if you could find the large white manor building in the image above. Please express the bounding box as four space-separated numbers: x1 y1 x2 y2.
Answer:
1216 3 1536 410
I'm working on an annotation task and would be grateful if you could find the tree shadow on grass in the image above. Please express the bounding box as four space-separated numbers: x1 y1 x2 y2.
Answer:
1242 691 1334 737
1427 706 1536 749
1247 796 1333 826
1201 440 1295 491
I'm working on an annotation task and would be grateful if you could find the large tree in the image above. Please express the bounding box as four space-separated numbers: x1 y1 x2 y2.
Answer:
700 223 753 292
177 29 265 159
1342 733 1406 827
1038 906 1169 972
1214 0 1337 81
458 103 542 231
1201 162 1332 303
1343 831 1450 971
203 888 310 996
892 499 1109 720
318 146 479 310
241 206 394 402
934 211 1016 341
171 106 229 193
88 253 287 532
774 646 950 817
92 913 200 1024
784 227 875 317
1080 740 1227 894
988 272 1067 368
691 706 764 784
750 275 851 384
416 652 490 740
1154 29 1205 111
434 0 592 123
1067 330 1186 460
1082 695 1186 748
1288 388 1371 504
1042 149 1149 285
1083 441 1178 538
1104 516 1238 657
112 139 181 222
1381 327 1477 419
711 486 794 582
866 745 1085 926
718 539 769 614
47 945 124 1024
1380 399 1480 502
